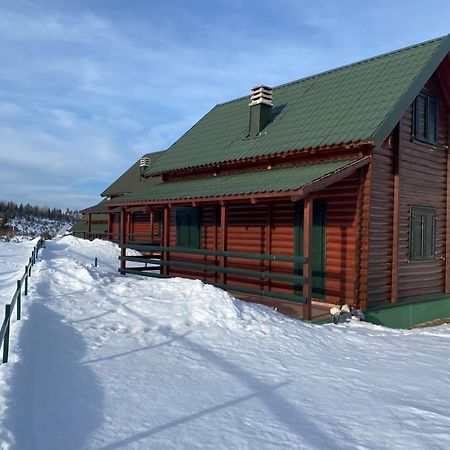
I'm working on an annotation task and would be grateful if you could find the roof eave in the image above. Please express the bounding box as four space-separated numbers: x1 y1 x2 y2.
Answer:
146 140 373 177
107 156 371 208
372 35 450 147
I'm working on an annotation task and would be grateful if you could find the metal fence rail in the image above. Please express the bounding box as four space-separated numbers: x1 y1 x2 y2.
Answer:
119 244 309 305
0 238 44 364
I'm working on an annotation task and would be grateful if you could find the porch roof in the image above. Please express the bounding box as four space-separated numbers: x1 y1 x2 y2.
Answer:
108 156 368 205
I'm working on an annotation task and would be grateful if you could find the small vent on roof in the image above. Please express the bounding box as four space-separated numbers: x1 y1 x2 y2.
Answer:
249 85 273 138
139 157 151 175
249 85 273 107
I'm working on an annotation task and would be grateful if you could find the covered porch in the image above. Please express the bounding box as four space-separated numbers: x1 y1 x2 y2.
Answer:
109 156 370 321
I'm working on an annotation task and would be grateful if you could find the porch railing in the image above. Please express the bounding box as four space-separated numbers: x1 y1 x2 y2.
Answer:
1 238 45 364
119 243 309 306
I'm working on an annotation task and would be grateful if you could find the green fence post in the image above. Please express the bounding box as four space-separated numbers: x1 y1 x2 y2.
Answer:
3 304 11 363
16 280 21 320
24 267 28 295
29 258 32 277
94 257 98 267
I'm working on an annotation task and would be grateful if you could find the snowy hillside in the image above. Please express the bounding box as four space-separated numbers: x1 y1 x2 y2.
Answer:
2 216 72 241
0 237 450 449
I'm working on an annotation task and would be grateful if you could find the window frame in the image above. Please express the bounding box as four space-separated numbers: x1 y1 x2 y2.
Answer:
175 207 201 249
409 205 437 261
412 91 439 146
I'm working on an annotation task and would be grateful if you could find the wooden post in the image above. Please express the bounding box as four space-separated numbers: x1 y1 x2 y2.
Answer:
302 197 313 320
107 213 112 241
353 167 366 308
445 115 450 293
214 205 219 283
87 213 92 238
390 122 401 303
149 210 154 242
127 212 132 242
264 202 272 292
220 203 228 285
120 208 126 273
162 206 170 275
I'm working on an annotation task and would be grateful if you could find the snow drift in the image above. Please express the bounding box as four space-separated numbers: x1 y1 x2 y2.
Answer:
0 236 449 449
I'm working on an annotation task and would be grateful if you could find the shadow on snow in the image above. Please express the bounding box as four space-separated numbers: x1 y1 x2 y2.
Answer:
2 302 104 450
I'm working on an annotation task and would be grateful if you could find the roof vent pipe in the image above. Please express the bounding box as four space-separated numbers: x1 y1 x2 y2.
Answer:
139 156 151 176
249 85 273 138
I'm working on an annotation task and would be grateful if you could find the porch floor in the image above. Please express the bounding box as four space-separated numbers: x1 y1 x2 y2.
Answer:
231 292 331 322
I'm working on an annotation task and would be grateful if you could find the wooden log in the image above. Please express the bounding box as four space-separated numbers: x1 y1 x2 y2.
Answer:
303 197 313 320
391 121 401 303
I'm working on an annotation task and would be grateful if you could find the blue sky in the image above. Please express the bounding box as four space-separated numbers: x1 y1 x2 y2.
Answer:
0 0 449 209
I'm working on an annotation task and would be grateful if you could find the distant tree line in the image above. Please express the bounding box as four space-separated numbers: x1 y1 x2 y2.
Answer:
0 200 80 222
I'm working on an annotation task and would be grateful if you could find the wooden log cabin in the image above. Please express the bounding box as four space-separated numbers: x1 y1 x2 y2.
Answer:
99 36 449 326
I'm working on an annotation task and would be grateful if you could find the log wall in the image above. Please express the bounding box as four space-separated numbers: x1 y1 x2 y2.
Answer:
367 74 449 306
165 173 361 306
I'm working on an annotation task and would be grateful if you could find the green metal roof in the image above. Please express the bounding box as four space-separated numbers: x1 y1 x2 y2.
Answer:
81 199 110 214
101 151 164 197
146 35 450 175
110 157 364 204
71 216 108 234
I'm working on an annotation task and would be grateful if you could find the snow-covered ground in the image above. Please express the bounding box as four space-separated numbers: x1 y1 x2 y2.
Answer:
0 237 450 450
0 239 38 308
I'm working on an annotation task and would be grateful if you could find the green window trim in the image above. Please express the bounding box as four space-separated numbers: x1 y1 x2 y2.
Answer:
176 207 201 249
413 91 439 146
409 206 436 261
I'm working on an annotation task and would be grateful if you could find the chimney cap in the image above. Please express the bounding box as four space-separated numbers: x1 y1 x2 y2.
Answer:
140 156 151 168
249 85 273 107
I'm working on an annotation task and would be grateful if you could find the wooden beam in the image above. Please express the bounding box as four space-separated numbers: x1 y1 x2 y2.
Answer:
353 167 366 308
302 197 313 320
107 213 112 238
162 206 170 276
87 213 92 235
214 205 219 283
390 123 402 303
220 203 228 284
445 115 450 293
264 202 272 292
119 209 126 272
358 155 373 311
149 210 154 242
127 212 132 240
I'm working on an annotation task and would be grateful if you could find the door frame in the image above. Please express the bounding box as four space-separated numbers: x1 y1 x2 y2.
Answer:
294 201 327 300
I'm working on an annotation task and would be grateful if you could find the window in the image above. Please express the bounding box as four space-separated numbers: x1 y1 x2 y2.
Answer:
413 92 438 145
176 208 201 248
410 206 436 260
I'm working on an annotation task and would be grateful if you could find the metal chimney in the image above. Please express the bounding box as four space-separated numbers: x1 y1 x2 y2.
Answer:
249 85 273 138
139 156 151 175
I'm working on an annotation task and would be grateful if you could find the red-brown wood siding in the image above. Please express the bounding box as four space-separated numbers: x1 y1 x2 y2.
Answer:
316 173 359 305
367 138 395 305
164 173 361 306
397 76 448 300
130 213 150 241
367 73 449 306
111 213 120 241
